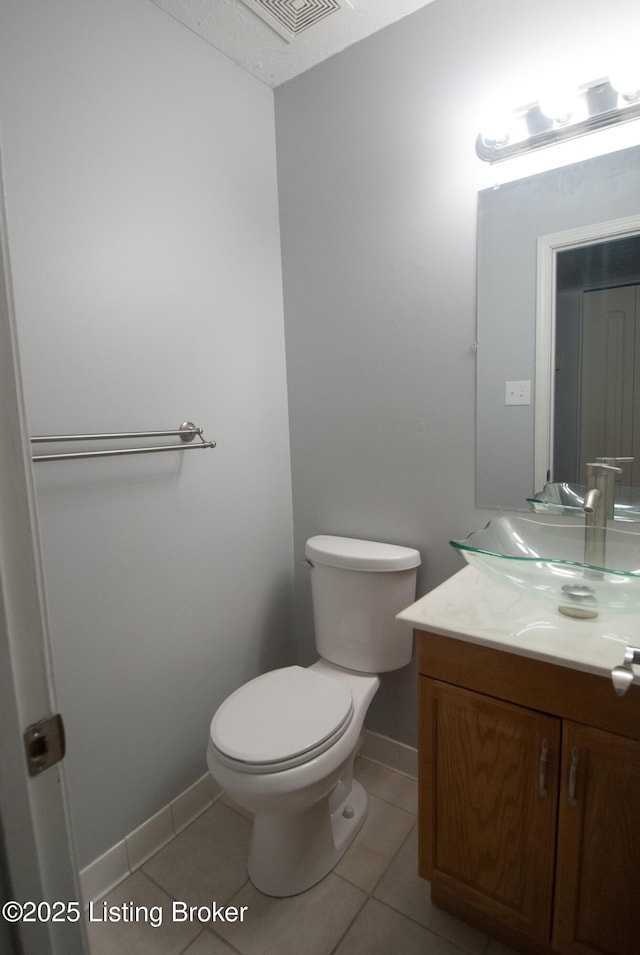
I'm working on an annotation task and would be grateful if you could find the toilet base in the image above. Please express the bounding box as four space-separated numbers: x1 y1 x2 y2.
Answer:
247 779 368 897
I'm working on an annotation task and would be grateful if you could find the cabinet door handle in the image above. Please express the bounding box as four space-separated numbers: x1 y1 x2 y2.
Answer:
538 738 549 796
568 746 579 807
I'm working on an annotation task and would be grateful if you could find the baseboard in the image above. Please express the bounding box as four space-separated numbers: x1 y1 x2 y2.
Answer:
360 729 418 780
79 773 222 905
80 731 417 904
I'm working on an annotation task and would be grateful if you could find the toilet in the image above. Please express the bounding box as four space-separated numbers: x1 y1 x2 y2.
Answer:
206 535 421 897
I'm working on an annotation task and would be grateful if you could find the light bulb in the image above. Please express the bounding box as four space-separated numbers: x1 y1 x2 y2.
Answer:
478 102 512 146
609 66 640 102
539 88 578 125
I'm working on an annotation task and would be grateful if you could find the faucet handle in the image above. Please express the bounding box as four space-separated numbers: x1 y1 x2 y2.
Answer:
595 456 633 467
586 458 622 479
587 461 623 473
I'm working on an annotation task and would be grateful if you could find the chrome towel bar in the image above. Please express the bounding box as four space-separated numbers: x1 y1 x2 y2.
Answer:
31 421 216 462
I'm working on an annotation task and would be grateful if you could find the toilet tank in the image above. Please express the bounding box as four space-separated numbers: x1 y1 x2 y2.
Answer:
305 536 421 673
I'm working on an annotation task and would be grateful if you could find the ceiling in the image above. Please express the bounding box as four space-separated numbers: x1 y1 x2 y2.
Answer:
149 0 437 88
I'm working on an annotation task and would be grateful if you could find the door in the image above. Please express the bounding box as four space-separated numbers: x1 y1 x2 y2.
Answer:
578 285 640 487
553 722 640 955
424 680 560 944
0 146 87 953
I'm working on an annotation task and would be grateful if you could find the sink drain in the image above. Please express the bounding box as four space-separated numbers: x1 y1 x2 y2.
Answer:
559 583 598 619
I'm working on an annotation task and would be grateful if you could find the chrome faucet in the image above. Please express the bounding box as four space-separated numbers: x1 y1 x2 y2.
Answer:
582 461 622 568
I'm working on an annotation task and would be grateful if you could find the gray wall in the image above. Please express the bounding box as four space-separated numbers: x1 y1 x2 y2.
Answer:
275 0 640 745
0 0 293 868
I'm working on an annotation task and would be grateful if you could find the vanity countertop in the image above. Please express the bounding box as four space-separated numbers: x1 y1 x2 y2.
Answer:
398 565 639 684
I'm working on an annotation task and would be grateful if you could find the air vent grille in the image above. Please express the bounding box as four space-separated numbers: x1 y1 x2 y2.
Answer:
241 0 341 40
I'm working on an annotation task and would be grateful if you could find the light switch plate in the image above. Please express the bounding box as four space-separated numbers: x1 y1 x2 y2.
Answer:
505 380 531 405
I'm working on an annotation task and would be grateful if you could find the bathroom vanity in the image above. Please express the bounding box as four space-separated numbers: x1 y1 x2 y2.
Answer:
399 567 640 955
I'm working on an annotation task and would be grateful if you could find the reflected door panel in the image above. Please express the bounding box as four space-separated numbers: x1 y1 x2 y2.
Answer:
578 285 640 487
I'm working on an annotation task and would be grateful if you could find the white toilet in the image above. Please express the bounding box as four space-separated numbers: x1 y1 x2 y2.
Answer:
206 535 421 897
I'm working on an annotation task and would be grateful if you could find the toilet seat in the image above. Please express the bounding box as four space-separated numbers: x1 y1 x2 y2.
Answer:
210 666 354 774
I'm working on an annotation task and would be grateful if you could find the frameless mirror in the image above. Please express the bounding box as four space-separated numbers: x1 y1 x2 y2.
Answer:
475 145 640 509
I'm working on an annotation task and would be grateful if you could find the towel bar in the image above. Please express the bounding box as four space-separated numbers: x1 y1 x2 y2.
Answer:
31 421 216 462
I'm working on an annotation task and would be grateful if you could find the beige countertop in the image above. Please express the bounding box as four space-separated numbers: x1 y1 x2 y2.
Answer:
398 565 640 684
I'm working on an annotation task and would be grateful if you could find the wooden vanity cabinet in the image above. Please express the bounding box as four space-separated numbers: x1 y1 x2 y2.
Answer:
553 721 640 955
418 631 640 955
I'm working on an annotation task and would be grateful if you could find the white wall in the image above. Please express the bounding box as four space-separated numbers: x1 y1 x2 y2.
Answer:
275 0 640 745
0 0 293 868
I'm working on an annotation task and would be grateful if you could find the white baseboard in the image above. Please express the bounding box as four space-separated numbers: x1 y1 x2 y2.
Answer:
79 773 221 905
79 731 417 904
360 729 418 779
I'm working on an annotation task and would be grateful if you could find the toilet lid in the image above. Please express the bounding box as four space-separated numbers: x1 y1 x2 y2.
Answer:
210 666 353 771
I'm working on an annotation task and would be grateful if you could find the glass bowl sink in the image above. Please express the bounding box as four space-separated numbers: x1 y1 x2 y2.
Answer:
527 482 640 521
450 513 640 616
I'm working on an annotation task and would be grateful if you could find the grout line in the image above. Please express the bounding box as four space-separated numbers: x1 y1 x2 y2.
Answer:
367 819 418 894
87 793 493 955
357 753 418 781
81 736 414 904
325 881 369 955
87 744 431 952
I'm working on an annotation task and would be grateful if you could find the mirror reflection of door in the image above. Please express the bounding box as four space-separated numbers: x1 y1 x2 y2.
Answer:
553 235 640 488
579 285 640 487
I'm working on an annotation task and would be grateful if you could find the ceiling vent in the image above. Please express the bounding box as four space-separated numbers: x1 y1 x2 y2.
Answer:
240 0 341 42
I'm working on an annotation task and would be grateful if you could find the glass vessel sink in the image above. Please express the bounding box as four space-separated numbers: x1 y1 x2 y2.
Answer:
450 513 640 616
527 482 640 521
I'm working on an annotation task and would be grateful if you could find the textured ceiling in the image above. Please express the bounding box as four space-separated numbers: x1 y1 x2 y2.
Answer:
150 0 437 87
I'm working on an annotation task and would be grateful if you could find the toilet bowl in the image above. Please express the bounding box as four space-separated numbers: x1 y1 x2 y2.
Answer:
207 660 379 896
206 535 420 897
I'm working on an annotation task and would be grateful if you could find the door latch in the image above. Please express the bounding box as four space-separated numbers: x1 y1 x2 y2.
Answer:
23 714 66 776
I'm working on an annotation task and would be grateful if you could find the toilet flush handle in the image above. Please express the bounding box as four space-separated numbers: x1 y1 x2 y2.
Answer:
302 558 314 568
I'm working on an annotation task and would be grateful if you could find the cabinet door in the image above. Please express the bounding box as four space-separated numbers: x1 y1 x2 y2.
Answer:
422 680 560 943
553 722 640 955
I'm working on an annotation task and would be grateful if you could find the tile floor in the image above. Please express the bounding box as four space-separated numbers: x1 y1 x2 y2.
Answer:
87 758 517 955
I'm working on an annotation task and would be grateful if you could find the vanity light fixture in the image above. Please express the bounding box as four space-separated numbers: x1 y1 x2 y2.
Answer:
477 73 640 162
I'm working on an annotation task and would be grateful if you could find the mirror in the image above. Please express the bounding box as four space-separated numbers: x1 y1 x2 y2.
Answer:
476 145 640 509
543 231 640 492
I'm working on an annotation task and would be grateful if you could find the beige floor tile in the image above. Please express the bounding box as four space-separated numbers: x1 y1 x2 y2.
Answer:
334 794 416 891
143 802 251 908
87 761 517 955
86 869 200 955
373 827 488 955
354 757 418 814
213 873 367 955
334 898 465 955
183 930 240 954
